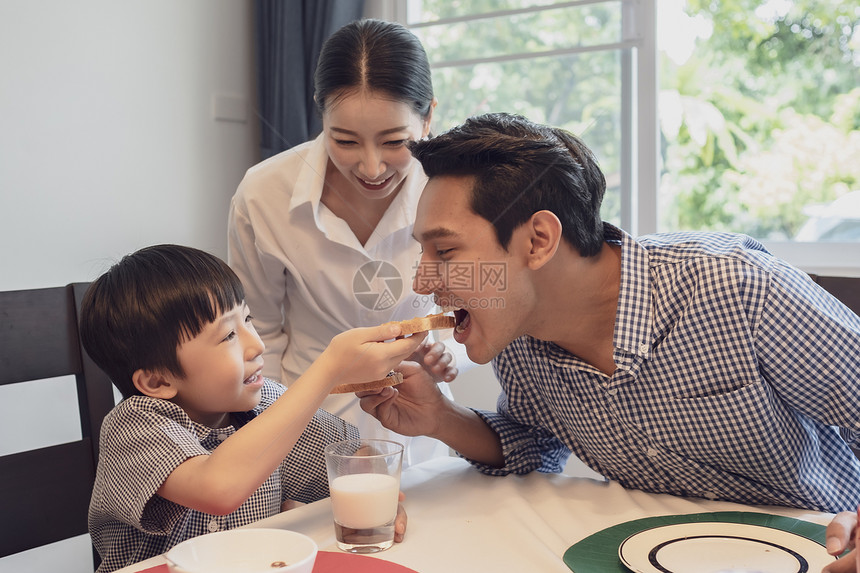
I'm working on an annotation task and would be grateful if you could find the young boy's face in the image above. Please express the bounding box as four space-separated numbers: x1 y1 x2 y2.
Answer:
168 302 265 427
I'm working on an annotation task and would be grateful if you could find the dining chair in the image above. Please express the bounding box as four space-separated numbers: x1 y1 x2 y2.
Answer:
0 283 115 568
808 275 860 459
809 275 860 315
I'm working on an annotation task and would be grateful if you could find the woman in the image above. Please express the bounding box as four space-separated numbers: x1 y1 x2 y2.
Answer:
824 509 859 572
228 19 463 465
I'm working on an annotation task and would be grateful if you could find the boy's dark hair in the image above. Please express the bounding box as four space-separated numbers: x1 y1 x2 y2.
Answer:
79 244 245 399
409 113 607 256
314 18 434 120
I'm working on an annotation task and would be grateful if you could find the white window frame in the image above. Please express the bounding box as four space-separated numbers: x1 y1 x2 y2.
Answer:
365 0 860 276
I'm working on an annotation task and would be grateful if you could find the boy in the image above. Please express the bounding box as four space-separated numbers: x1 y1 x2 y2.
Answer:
80 244 422 572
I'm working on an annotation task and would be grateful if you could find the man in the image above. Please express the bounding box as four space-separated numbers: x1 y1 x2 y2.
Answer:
360 112 860 513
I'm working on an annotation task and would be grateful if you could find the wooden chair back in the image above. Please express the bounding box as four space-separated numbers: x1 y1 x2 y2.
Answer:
0 283 115 566
809 275 860 315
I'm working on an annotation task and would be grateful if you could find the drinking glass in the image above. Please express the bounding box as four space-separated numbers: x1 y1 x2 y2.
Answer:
323 439 403 553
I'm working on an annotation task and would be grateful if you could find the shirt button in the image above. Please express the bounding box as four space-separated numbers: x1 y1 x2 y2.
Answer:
216 433 228 442
704 491 718 500
638 343 649 354
646 447 659 457
208 519 220 532
607 388 618 396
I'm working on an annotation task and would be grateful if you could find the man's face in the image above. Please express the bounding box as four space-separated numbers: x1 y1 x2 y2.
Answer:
412 175 533 364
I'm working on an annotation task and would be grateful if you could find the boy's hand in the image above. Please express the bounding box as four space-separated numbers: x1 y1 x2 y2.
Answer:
322 324 427 388
409 339 458 383
394 491 407 543
358 361 448 437
824 509 860 572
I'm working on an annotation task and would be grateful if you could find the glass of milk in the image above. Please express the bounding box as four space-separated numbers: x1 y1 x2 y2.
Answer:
324 439 404 553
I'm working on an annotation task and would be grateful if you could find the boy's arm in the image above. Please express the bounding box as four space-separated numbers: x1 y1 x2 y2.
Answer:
157 325 424 515
359 361 505 467
279 408 358 504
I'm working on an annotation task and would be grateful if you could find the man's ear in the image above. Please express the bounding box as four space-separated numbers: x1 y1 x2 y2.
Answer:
526 210 562 270
132 368 178 399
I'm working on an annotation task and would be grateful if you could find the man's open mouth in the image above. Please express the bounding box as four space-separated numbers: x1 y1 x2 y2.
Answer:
453 308 470 333
442 306 470 333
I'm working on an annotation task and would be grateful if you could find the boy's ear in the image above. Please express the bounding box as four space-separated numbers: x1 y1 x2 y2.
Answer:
132 368 178 399
525 210 562 270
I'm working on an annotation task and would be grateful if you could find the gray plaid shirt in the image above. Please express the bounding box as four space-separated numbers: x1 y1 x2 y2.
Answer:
473 225 860 513
90 379 357 572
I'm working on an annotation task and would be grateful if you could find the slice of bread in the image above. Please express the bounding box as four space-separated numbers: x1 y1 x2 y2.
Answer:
387 312 456 336
330 371 404 394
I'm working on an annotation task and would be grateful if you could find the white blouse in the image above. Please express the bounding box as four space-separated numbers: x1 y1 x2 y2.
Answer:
228 134 457 465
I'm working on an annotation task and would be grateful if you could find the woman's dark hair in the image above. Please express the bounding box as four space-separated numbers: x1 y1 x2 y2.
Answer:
79 244 245 399
409 113 607 256
314 19 434 120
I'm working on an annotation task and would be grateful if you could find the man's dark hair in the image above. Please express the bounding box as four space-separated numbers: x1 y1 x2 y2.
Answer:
409 113 607 256
79 244 245 399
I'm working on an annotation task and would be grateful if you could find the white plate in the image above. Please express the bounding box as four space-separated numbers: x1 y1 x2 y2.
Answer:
618 521 832 573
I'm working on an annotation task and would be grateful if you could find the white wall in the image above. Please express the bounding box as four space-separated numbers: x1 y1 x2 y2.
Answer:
0 1 257 291
0 1 256 571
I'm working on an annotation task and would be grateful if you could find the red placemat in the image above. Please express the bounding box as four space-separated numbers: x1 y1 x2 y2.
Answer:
313 551 418 572
132 551 417 573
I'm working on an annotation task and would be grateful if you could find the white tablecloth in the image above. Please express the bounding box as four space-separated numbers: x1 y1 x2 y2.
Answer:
116 456 833 573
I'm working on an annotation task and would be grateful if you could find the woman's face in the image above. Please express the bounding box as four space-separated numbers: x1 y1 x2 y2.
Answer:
322 90 433 201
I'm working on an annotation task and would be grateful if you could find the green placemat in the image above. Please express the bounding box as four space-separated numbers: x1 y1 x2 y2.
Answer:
562 511 826 573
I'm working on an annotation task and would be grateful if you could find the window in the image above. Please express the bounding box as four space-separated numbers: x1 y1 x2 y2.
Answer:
382 0 860 273
657 0 860 272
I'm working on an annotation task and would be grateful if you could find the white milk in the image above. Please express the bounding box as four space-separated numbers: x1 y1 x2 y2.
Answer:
330 473 399 529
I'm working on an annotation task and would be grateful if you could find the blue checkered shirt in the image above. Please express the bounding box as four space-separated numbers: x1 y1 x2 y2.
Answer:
473 225 860 513
90 379 357 572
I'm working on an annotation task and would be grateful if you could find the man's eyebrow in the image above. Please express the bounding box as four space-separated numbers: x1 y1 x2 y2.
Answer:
329 126 410 137
412 227 460 242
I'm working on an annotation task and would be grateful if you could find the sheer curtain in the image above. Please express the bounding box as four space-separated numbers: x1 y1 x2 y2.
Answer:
254 0 364 159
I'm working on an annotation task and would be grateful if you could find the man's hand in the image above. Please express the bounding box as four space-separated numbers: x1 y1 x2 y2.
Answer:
357 361 449 438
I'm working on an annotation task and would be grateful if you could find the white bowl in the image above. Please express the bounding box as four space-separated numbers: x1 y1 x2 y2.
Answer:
165 528 318 573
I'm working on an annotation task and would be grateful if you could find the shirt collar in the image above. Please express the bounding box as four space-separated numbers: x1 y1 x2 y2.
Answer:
289 133 328 213
286 133 426 249
521 223 653 370
611 223 654 360
188 400 264 446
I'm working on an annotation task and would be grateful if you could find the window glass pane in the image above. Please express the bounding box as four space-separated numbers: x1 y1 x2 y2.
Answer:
409 1 625 225
658 0 860 242
408 0 582 21
410 1 622 62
